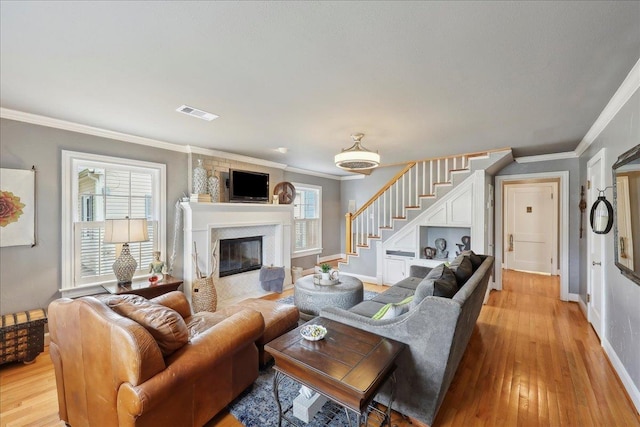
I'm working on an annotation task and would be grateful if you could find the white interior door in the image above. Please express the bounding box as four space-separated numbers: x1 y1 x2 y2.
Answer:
587 149 606 340
504 183 558 274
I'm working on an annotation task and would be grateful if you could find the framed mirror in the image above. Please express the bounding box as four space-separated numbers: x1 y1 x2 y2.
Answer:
612 144 640 285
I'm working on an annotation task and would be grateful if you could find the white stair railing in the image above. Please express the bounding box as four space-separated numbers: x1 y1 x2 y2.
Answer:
345 151 490 254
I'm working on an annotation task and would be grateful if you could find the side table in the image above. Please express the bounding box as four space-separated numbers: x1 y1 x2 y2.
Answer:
102 275 183 299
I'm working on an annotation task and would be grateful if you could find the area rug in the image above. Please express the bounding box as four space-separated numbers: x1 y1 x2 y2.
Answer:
228 366 351 426
227 290 380 426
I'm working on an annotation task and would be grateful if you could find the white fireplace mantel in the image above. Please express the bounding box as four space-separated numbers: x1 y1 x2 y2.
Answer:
181 202 294 307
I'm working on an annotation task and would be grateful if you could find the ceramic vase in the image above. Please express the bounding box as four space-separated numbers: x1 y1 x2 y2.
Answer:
193 159 208 194
208 175 219 202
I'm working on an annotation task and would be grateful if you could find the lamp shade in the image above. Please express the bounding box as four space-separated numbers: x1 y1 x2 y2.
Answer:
104 218 149 243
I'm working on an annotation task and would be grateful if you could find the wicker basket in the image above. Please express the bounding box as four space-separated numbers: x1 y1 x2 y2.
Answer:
192 276 217 313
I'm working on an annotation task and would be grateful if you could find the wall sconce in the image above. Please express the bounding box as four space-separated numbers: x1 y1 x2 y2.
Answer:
590 187 613 234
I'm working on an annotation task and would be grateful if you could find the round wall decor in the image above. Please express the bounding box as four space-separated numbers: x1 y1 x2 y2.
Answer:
274 181 296 204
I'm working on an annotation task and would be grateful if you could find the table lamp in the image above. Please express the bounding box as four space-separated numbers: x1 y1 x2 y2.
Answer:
104 217 149 285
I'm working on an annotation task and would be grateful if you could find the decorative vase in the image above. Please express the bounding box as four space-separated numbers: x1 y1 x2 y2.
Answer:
192 276 217 313
193 159 208 194
208 175 219 202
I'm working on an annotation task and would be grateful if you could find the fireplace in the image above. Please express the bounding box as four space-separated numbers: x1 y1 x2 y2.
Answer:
219 236 263 277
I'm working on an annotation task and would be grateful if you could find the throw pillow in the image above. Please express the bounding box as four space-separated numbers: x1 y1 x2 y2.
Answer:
461 250 483 270
412 263 458 305
372 296 414 320
425 263 448 280
412 278 435 307
449 255 473 287
103 294 189 356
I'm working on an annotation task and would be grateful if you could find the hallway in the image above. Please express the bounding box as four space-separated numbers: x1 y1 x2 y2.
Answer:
434 269 639 426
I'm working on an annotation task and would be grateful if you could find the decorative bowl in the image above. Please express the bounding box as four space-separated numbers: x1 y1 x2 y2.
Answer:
300 324 327 341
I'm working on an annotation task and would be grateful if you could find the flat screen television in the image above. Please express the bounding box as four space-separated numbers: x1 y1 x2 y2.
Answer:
229 169 270 203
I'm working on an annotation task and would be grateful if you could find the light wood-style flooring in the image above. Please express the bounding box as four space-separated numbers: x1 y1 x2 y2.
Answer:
1 270 638 426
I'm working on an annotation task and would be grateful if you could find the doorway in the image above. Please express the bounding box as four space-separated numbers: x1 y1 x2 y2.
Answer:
504 182 558 275
495 172 569 301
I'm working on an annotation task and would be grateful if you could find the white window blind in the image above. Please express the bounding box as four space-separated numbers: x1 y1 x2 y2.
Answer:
292 183 322 257
62 151 166 291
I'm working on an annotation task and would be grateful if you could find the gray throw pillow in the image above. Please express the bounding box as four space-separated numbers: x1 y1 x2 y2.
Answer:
425 263 448 280
449 255 473 287
461 250 482 270
412 277 435 307
412 264 459 307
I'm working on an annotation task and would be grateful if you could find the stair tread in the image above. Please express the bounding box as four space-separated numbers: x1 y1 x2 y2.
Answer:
405 205 420 209
450 168 470 173
419 194 436 198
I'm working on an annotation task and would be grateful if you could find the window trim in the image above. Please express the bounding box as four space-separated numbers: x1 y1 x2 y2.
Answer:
61 150 166 292
291 182 322 259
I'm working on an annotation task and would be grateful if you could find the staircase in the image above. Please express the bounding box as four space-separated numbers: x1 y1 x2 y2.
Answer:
339 148 513 278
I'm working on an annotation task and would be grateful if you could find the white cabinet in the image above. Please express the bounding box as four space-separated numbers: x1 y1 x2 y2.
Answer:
423 184 472 226
384 256 408 284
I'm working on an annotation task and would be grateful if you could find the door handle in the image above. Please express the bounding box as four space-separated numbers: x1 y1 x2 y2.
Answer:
592 261 601 266
508 234 514 252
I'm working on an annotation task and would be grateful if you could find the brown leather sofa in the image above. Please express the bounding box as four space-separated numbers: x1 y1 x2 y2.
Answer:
48 291 265 427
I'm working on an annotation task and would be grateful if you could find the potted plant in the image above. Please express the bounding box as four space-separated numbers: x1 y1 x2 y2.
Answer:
320 263 332 280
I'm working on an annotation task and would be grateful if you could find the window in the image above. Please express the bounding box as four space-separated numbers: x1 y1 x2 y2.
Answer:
62 151 166 294
292 183 322 257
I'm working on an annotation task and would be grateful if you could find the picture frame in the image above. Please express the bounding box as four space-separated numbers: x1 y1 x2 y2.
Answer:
0 167 36 247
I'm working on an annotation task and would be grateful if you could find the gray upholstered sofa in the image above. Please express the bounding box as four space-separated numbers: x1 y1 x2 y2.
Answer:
321 252 494 426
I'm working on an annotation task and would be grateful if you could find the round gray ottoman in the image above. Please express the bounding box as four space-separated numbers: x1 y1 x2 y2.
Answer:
294 274 364 319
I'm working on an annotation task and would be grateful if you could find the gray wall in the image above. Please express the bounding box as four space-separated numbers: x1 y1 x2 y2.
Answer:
579 89 640 393
496 158 581 294
0 118 188 315
0 119 346 314
284 170 342 270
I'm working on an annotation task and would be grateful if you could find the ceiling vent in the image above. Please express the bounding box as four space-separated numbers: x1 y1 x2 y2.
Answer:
176 105 219 121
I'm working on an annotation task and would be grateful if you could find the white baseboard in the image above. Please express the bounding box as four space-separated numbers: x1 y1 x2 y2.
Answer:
603 337 640 414
567 293 580 302
578 297 588 319
342 272 377 285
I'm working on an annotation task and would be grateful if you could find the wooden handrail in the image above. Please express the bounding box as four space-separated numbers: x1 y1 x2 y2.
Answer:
375 147 511 169
352 162 416 218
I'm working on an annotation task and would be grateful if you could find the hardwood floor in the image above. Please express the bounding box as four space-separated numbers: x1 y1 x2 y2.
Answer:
1 271 638 427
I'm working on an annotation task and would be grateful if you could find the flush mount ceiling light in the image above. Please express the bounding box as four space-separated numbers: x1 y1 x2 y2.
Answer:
334 133 380 170
176 105 219 121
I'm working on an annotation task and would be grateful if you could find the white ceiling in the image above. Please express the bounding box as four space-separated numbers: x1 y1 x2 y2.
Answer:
1 1 639 176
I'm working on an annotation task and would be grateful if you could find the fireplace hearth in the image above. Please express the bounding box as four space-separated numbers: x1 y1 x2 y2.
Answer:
219 236 263 277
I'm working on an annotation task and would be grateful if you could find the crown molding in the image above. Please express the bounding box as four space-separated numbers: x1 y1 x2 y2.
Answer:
0 107 189 153
284 166 343 180
339 173 366 181
0 107 304 172
574 57 640 157
515 151 577 163
186 145 288 170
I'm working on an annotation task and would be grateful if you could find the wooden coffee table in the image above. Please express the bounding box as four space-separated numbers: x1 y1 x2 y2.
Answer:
265 317 405 426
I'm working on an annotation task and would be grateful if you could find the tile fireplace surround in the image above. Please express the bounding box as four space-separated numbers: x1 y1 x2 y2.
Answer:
181 202 294 307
